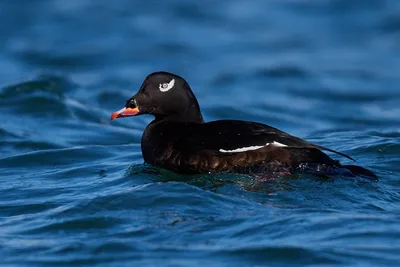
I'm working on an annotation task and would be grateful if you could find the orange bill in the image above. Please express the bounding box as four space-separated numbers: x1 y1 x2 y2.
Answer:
110 107 140 120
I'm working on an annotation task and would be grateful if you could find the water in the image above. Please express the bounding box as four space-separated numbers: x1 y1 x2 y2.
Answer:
1 0 400 266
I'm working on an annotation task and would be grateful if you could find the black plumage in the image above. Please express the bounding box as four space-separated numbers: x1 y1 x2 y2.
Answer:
111 71 376 179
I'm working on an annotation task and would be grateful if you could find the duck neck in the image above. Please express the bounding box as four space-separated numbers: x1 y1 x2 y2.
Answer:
154 105 204 123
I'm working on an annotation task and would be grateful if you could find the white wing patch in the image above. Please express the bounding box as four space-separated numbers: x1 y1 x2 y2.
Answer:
219 141 287 153
219 145 265 153
271 141 288 147
159 79 175 92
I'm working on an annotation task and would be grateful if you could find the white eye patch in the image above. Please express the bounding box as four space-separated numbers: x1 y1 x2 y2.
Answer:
159 79 175 92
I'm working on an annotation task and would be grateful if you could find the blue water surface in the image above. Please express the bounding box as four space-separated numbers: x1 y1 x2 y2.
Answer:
1 0 400 266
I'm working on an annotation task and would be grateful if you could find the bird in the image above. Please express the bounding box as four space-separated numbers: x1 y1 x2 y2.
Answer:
110 71 377 179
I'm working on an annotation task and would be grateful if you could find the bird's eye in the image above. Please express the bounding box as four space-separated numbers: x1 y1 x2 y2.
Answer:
159 79 175 92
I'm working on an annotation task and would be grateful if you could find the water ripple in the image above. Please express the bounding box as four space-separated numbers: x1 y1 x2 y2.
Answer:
1 0 400 266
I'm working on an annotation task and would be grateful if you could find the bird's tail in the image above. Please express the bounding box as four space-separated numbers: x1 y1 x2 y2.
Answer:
342 165 377 180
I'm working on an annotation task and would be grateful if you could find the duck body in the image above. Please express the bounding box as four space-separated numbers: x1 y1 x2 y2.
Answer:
111 71 377 179
141 119 342 175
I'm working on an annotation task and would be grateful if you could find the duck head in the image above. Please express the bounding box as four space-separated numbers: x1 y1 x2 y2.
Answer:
111 71 204 123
